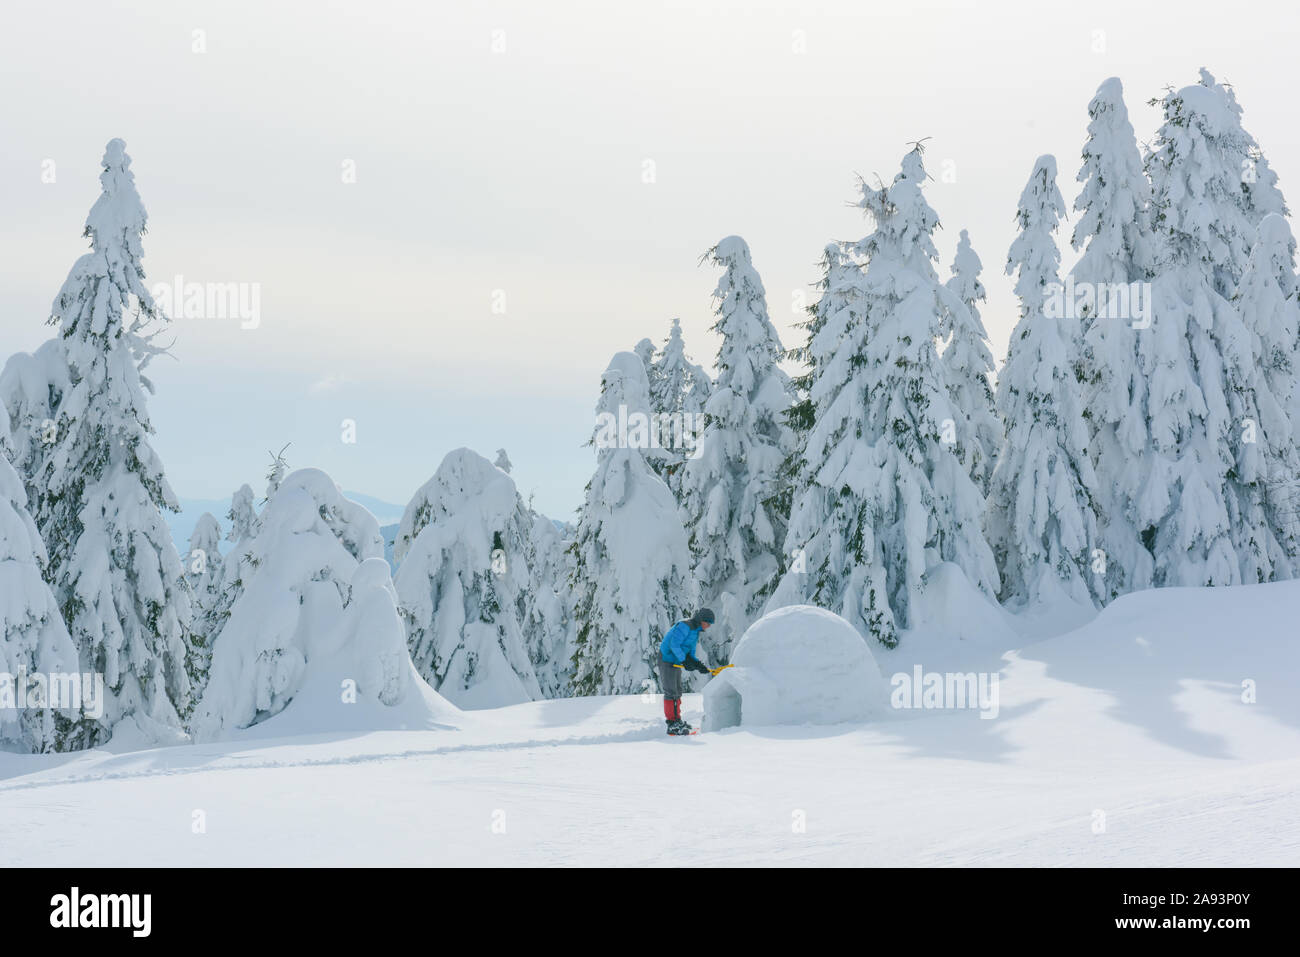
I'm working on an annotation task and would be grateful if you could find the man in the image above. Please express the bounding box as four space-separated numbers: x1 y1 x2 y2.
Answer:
658 608 716 735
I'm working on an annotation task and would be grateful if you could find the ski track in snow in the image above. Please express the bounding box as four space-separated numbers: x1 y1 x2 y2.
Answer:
0 724 668 794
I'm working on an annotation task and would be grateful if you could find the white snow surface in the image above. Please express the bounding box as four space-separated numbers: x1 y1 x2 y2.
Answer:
3 580 1300 865
702 605 888 731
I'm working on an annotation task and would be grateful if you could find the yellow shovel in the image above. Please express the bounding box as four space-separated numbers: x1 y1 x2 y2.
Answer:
671 663 732 676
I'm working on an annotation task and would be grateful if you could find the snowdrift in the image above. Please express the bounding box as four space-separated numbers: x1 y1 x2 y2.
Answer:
702 605 888 731
226 658 461 741
901 562 1022 652
999 577 1300 759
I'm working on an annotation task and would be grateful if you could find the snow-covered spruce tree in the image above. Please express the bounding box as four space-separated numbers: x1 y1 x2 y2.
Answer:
785 245 858 438
494 448 513 473
1118 75 1290 588
226 483 258 545
1229 214 1300 577
1200 70 1288 235
687 356 713 412
775 242 864 525
650 319 711 419
192 469 404 738
1071 77 1155 382
1236 217 1300 418
679 237 793 659
1201 72 1300 558
0 340 69 516
633 337 658 373
191 483 260 686
392 448 543 708
1148 72 1287 301
186 513 225 615
648 318 712 494
986 157 1102 608
183 512 224 698
263 444 290 502
569 352 694 694
770 147 999 647
941 229 1002 494
523 510 576 698
34 139 193 748
0 441 80 753
1070 77 1161 601
1253 215 1300 455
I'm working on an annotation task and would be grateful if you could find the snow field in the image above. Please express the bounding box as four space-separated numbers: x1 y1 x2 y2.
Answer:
3 580 1298 866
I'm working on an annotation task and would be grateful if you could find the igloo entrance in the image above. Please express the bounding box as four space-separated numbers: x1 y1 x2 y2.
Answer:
702 680 742 732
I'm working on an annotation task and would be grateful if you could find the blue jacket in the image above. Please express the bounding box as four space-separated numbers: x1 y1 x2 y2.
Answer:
660 620 702 664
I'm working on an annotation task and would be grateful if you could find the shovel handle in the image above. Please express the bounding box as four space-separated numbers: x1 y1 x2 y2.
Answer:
670 663 732 676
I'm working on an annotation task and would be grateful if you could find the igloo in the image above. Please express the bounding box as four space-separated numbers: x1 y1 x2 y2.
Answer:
702 605 888 731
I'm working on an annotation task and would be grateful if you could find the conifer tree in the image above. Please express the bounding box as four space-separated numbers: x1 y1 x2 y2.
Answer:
942 229 1002 493
226 484 258 545
771 147 998 646
679 237 792 659
987 157 1102 607
0 439 80 753
648 318 712 494
33 139 193 747
184 512 225 703
393 448 544 707
1120 74 1286 588
569 353 694 692
193 469 400 738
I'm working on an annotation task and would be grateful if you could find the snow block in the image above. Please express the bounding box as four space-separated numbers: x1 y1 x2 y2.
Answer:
702 605 888 731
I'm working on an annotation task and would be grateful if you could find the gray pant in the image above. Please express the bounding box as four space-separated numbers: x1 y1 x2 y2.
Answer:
658 654 683 700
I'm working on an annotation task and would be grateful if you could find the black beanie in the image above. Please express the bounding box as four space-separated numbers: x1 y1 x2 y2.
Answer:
691 608 716 626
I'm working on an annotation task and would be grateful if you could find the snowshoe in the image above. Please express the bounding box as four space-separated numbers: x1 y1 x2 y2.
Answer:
666 719 696 736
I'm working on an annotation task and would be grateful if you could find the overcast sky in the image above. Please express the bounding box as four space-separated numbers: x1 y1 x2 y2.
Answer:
2 0 1298 520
